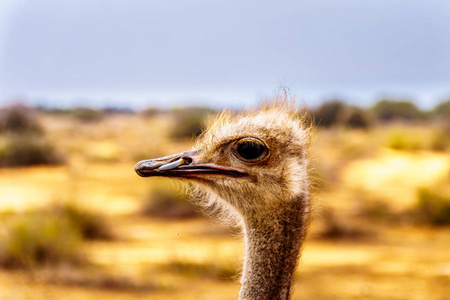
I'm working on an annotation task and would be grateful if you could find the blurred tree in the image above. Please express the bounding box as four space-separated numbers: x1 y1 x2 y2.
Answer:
169 107 215 139
343 106 372 129
312 100 345 127
312 101 371 129
371 99 422 122
432 100 450 119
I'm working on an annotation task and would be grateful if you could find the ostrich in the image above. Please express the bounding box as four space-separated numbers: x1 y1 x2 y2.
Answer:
135 101 311 300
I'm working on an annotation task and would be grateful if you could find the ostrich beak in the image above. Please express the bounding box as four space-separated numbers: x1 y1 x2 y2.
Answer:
134 150 247 179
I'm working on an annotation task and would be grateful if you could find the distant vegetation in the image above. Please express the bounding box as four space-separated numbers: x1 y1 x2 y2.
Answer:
2 98 448 167
0 105 64 167
311 98 450 128
70 107 104 123
19 96 450 135
370 99 423 121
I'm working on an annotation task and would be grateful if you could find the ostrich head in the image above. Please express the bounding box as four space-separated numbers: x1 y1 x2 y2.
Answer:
135 102 311 222
135 101 312 299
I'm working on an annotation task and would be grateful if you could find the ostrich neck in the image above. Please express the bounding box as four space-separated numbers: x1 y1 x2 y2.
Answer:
238 198 308 300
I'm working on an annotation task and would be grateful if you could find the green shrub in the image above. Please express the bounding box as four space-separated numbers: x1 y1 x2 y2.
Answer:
415 188 450 225
371 99 422 122
382 127 450 152
384 128 424 151
141 184 200 219
0 202 114 269
0 213 83 269
0 134 64 167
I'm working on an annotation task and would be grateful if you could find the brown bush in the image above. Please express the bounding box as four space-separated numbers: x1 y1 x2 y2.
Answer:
0 134 64 167
0 104 43 135
141 184 200 219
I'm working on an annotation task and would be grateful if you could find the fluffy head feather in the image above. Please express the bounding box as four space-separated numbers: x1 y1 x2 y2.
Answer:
191 99 312 222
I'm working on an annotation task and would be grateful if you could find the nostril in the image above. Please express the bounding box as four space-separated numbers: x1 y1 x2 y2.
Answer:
182 157 193 165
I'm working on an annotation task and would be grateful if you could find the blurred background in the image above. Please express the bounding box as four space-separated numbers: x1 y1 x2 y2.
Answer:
0 1 449 299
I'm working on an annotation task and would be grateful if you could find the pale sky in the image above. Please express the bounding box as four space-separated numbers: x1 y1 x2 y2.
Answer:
0 0 449 109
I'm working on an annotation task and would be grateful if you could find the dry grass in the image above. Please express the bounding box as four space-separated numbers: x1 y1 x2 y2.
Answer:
0 212 84 269
159 259 238 281
0 203 114 269
382 126 450 151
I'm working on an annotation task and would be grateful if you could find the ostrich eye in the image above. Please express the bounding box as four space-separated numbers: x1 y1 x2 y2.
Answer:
235 138 268 162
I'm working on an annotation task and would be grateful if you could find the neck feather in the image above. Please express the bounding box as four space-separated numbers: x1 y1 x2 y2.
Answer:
238 195 309 300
